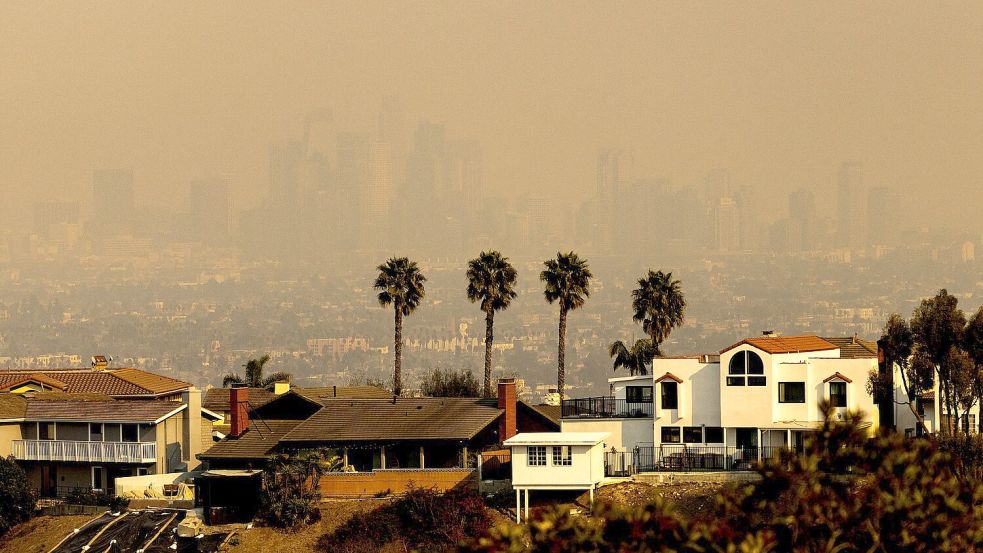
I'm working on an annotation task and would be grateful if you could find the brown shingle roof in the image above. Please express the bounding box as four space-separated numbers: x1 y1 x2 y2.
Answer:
280 397 502 443
0 368 190 398
0 395 26 420
199 420 304 460
529 404 561 425
296 386 393 400
24 399 186 423
721 335 838 355
821 337 878 359
202 388 277 413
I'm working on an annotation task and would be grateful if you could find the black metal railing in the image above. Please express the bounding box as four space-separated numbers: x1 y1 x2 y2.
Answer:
561 396 653 418
634 445 791 472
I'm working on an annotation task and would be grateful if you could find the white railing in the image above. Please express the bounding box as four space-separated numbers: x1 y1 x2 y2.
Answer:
11 440 157 464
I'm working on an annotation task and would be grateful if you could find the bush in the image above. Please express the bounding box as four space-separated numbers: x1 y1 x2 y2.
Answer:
321 486 491 552
257 451 328 530
937 433 983 480
63 488 130 512
466 402 983 552
420 368 481 397
0 456 37 537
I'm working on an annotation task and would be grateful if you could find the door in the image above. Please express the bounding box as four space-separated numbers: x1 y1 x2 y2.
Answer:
735 428 758 464
41 464 57 498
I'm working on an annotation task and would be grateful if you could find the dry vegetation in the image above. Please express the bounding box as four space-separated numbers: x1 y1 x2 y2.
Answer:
0 514 94 553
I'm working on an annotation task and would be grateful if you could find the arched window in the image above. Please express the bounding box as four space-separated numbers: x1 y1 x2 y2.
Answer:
726 351 766 386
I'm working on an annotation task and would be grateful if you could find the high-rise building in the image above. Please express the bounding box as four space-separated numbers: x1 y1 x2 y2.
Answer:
33 201 80 240
269 141 305 205
836 162 866 249
91 168 135 238
594 149 632 251
867 186 900 246
713 196 741 252
446 139 482 215
788 188 817 251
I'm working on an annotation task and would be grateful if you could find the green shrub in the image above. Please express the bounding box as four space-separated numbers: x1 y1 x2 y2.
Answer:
0 456 37 537
257 451 326 530
63 488 130 512
465 402 983 552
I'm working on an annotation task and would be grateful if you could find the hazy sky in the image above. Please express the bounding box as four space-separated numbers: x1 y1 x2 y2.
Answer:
2 2 982 230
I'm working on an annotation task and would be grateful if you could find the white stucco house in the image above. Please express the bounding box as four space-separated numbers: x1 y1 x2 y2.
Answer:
562 333 983 473
503 432 608 522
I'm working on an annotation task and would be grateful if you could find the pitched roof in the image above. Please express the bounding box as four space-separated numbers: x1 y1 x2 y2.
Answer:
822 372 853 384
0 373 70 392
296 386 392 400
202 387 277 413
0 394 26 420
721 335 838 355
654 372 684 384
24 399 186 423
0 368 190 398
279 397 502 443
821 337 878 359
199 420 304 460
528 404 561 425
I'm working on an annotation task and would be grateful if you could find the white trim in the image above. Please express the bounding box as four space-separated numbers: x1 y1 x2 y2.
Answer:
200 407 223 421
91 466 104 491
153 403 188 424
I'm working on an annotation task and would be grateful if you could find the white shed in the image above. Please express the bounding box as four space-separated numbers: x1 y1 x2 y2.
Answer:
503 431 609 522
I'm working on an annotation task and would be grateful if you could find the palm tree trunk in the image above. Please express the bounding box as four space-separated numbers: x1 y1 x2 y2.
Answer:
650 329 661 358
557 305 567 401
394 306 403 396
484 309 494 398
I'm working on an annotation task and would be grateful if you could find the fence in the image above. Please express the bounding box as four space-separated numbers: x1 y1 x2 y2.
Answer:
605 445 791 475
561 396 653 419
318 468 478 498
479 449 512 481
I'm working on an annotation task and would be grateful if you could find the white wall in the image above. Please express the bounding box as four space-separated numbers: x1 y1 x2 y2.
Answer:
511 443 602 489
114 471 199 496
561 419 651 452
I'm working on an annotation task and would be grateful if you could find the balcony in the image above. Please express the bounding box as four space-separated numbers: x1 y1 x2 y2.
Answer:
11 440 157 464
561 396 653 419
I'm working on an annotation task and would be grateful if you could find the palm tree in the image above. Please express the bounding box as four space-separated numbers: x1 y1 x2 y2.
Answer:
374 257 427 396
608 338 654 376
540 252 593 400
631 270 686 357
466 251 518 398
222 355 291 389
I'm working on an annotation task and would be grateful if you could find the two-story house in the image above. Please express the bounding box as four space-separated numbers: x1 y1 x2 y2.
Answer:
562 334 885 462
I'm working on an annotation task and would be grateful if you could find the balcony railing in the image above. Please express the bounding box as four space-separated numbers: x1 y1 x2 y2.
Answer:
11 440 157 464
561 396 653 419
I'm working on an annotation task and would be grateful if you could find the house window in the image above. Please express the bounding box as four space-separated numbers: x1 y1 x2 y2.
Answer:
829 381 847 407
91 466 104 491
552 446 573 466
38 422 55 440
121 424 139 443
661 427 681 443
137 468 149 476
89 423 103 441
726 376 745 386
528 446 547 466
747 377 767 386
704 427 724 443
963 414 977 434
729 351 764 385
683 427 703 443
626 386 653 404
779 382 806 403
661 381 678 410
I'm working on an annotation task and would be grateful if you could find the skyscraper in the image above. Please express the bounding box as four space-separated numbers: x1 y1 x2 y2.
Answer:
366 141 393 230
836 161 866 249
594 149 632 251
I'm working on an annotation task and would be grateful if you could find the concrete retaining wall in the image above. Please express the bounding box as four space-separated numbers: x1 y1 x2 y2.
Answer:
114 471 199 496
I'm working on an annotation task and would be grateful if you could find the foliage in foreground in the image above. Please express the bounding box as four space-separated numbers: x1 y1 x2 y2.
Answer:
64 488 129 513
257 451 330 530
0 456 37 537
466 403 983 553
320 486 490 553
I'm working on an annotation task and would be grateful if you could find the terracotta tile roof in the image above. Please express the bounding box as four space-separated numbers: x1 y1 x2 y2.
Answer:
0 368 190 398
655 372 684 384
823 372 854 384
821 337 878 359
721 335 838 355
0 373 69 392
279 397 502 443
202 388 277 413
199 420 304 460
24 399 186 423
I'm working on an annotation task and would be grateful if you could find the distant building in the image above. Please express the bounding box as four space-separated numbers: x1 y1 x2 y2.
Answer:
836 162 866 248
90 168 135 238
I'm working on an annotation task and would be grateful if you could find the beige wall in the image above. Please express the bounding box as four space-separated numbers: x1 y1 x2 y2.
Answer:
0 422 22 457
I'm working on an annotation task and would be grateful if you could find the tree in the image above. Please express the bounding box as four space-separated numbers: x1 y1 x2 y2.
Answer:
964 306 983 433
374 257 426 396
259 450 335 530
466 251 518 397
631 270 686 357
0 456 37 537
911 290 967 434
540 252 592 401
222 354 291 390
867 313 932 435
420 368 481 397
608 338 654 376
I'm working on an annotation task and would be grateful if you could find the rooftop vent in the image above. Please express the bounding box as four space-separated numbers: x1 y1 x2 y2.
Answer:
90 355 112 370
761 330 780 337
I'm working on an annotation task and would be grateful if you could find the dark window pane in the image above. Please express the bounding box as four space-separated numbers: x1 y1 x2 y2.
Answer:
747 352 764 374
779 382 806 403
748 376 767 386
683 427 703 443
704 427 724 443
661 382 678 409
830 381 847 407
626 386 653 403
726 376 745 386
661 427 681 443
728 352 746 375
121 424 139 443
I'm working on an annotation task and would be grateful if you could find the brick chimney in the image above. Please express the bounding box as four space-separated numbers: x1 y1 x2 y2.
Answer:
230 385 249 438
497 378 517 442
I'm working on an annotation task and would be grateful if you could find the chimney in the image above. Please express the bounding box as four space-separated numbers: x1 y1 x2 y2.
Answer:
230 385 249 438
497 378 517 442
273 381 290 395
